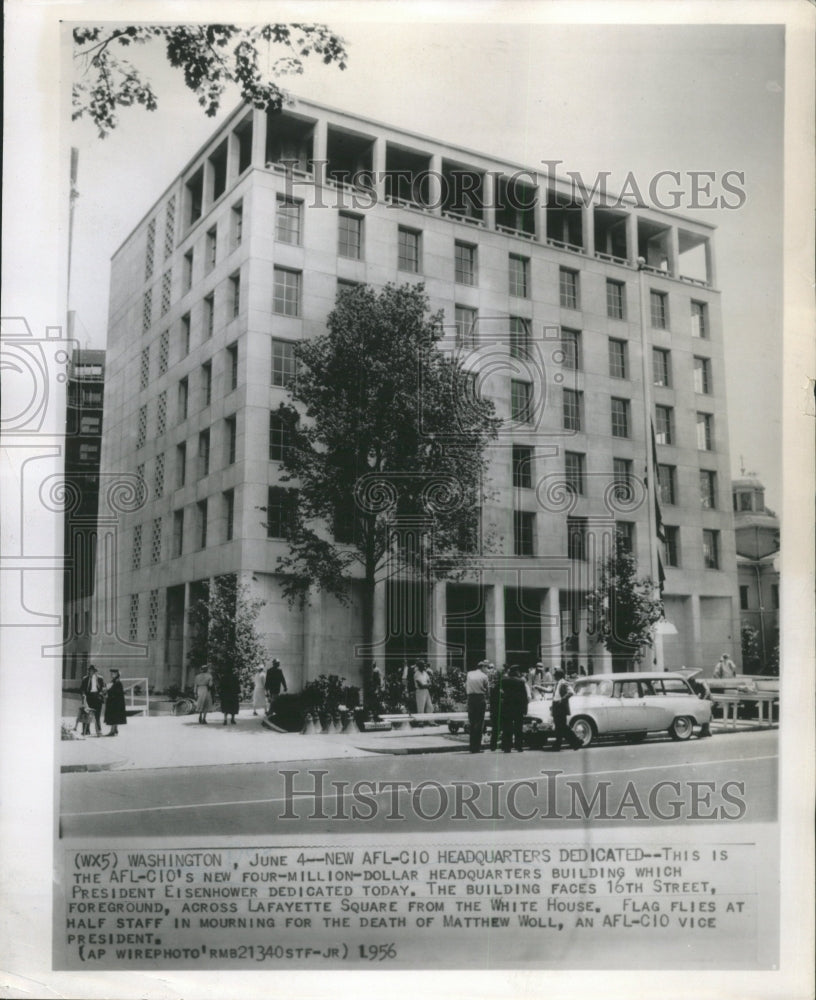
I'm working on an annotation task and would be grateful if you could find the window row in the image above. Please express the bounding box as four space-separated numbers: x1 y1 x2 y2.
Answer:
167 490 236 558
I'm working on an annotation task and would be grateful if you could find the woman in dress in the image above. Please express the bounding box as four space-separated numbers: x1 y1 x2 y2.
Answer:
220 669 241 725
251 666 267 716
103 667 127 736
194 664 214 724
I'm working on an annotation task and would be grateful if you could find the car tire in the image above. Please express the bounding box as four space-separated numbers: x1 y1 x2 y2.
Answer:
570 717 595 747
669 716 695 741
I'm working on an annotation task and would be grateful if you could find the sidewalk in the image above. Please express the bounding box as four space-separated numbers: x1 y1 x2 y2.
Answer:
60 713 462 773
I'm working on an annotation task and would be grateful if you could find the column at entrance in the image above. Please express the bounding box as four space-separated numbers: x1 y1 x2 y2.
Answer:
539 587 561 672
485 583 506 668
426 580 447 673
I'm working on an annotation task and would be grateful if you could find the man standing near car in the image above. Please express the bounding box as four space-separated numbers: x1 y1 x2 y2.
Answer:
551 668 582 751
465 661 490 753
500 665 528 753
79 664 106 737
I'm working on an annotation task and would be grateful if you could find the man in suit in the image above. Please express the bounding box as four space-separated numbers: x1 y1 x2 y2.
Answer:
465 661 490 753
264 659 287 717
500 665 528 753
79 664 106 737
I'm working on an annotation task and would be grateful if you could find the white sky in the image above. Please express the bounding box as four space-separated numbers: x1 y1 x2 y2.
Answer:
68 20 785 507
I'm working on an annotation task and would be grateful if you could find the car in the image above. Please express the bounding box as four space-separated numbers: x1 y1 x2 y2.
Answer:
554 671 713 747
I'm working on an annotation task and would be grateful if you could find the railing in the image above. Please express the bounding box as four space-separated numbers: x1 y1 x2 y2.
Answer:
442 210 486 228
546 237 585 255
496 223 536 241
595 250 632 267
121 677 150 717
384 194 434 213
679 274 710 287
265 161 314 181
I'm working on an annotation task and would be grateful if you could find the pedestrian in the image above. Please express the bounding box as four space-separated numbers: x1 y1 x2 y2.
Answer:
103 667 127 736
542 666 554 687
402 659 417 705
488 665 503 750
465 661 490 753
551 668 582 751
251 666 267 716
500 665 528 753
413 660 434 720
194 664 214 724
79 664 106 737
690 674 713 738
265 659 287 718
220 669 241 725
528 661 544 689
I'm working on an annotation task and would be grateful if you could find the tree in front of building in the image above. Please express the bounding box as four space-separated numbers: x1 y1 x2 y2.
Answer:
186 574 266 698
740 622 762 673
72 24 347 137
586 535 664 671
265 281 500 665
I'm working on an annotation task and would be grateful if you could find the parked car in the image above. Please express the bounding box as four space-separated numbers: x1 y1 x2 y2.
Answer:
553 672 713 746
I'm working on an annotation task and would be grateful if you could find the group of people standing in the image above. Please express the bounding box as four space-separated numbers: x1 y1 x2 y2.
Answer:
466 661 583 754
192 660 287 725
77 664 127 737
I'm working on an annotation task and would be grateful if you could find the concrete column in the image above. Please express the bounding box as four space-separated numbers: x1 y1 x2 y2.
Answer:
251 108 266 168
427 580 447 672
667 226 680 278
483 171 496 232
373 578 387 663
181 581 192 690
704 238 717 288
691 593 702 669
428 153 443 214
312 118 328 188
581 204 595 257
626 212 639 263
485 583 506 668
539 587 561 671
536 178 547 243
372 136 387 203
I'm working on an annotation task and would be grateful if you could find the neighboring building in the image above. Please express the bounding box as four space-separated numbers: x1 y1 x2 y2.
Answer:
93 98 740 692
63 348 105 681
733 474 780 672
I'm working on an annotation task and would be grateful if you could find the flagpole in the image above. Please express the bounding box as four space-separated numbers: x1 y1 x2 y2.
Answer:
637 258 665 670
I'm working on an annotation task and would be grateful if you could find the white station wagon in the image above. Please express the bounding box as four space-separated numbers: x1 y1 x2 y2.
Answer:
525 671 712 746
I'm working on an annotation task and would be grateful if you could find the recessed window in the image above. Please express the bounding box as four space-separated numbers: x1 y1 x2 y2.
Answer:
181 313 191 356
565 451 585 495
176 442 186 488
562 388 582 431
702 529 720 569
398 227 421 273
230 272 241 319
608 338 628 379
691 300 708 338
560 329 581 371
655 405 674 445
512 445 533 489
178 377 188 422
276 197 303 245
223 489 235 542
231 201 243 248
616 521 635 554
740 585 750 610
273 267 301 317
338 213 363 259
271 339 296 388
613 458 633 502
606 280 625 320
183 249 193 292
204 294 214 339
455 306 478 349
201 361 212 408
663 525 680 567
198 429 210 478
206 227 217 271
657 464 676 505
78 442 99 463
509 255 530 298
559 268 579 309
509 317 530 359
511 380 533 423
269 412 294 462
79 415 100 435
455 242 477 285
185 167 203 226
567 516 588 561
266 487 296 539
696 412 713 451
693 356 712 394
514 510 535 556
172 509 184 557
653 348 671 387
611 397 630 438
225 415 237 465
700 469 717 509
197 499 208 549
650 290 668 329
227 342 238 392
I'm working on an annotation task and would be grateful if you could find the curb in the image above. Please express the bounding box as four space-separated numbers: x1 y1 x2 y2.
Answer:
61 759 128 773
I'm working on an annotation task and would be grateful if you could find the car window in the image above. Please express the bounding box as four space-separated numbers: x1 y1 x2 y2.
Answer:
640 680 656 695
614 681 640 699
660 678 692 695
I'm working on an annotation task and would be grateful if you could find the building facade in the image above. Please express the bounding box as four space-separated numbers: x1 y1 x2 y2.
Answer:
93 98 741 692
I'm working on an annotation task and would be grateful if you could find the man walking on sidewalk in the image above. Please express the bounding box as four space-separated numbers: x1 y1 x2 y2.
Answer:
465 661 489 753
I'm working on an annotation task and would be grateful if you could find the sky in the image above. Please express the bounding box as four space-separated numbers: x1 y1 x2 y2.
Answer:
68 19 785 508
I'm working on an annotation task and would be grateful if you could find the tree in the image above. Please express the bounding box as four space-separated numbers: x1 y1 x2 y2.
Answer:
741 622 761 673
264 282 500 664
186 573 267 697
72 24 347 137
585 535 664 670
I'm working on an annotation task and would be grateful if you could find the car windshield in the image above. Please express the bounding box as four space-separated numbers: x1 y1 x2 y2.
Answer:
574 680 612 697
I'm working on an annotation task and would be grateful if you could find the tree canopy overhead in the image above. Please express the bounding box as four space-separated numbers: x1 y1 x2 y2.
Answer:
72 24 347 137
266 282 500 656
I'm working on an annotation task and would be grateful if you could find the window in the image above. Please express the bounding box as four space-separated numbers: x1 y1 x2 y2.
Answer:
653 348 671 387
131 524 142 570
736 491 753 512
269 412 293 461
230 272 241 319
223 489 235 542
338 213 363 259
159 330 169 374
655 405 674 445
567 516 588 561
740 585 750 611
225 341 238 392
273 267 301 317
172 509 184 557
702 529 720 569
650 290 668 329
176 442 186 488
691 300 708 338
455 242 477 285
266 487 296 538
276 197 302 245
225 415 237 465
693 356 712 394
455 306 478 348
231 201 243 247
509 255 530 297
129 594 139 642
197 500 208 549
560 328 581 370
140 346 150 389
178 377 189 422
204 294 214 339
271 339 296 387
151 517 162 564
616 521 635 554
611 397 630 438
156 390 167 435
164 197 175 258
514 510 535 556
512 445 533 489
696 412 714 451
565 451 585 495
562 388 582 431
700 469 717 509
608 338 628 379
137 405 147 448
606 280 625 320
559 268 579 309
201 361 212 407
663 525 680 568
79 415 100 435
206 227 217 271
160 270 172 316
198 430 210 478
186 167 203 226
145 218 156 280
509 317 530 359
657 464 677 505
613 458 633 501
154 453 165 497
181 313 191 356
183 249 193 292
511 379 533 423
142 288 152 334
398 227 421 273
